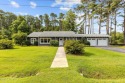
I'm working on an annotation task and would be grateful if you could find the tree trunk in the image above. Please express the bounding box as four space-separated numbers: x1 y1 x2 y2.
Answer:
84 14 87 34
88 17 90 34
82 24 84 34
114 10 117 42
99 17 101 34
106 14 110 35
92 17 94 34
99 4 102 34
110 15 113 36
90 18 93 34
123 8 125 45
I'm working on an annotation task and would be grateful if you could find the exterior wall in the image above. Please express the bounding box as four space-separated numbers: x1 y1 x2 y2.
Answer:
38 37 79 46
29 37 109 46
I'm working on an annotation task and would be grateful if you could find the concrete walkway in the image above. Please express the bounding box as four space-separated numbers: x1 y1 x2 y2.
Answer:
50 47 68 68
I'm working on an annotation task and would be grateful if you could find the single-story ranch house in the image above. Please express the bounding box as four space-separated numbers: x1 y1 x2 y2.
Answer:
27 31 110 46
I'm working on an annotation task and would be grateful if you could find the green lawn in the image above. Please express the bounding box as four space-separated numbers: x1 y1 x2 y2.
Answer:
1 46 125 83
120 46 125 49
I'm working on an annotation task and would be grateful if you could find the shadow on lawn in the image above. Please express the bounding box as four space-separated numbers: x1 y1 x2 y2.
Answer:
0 48 19 50
69 52 94 57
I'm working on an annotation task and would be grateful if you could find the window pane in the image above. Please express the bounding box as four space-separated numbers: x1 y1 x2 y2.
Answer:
41 39 44 43
44 39 47 43
48 39 50 43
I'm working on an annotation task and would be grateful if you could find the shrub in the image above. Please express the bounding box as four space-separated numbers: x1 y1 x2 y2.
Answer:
84 41 90 46
22 40 31 46
64 40 84 54
50 40 59 46
12 32 27 46
24 40 31 46
0 39 13 49
34 41 38 46
80 38 90 46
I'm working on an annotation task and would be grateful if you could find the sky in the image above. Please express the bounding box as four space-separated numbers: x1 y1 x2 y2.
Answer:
0 0 81 16
0 0 124 34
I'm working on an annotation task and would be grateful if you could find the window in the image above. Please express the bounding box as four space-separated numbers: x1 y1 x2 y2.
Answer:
88 38 91 40
31 38 36 44
98 38 102 40
44 39 47 43
92 38 95 40
41 39 44 43
103 38 106 40
40 38 51 44
48 39 50 43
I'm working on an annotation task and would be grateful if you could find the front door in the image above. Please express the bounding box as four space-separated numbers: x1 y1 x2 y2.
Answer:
59 38 64 46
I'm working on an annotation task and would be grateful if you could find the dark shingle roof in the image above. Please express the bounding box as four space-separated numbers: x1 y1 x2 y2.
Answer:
27 31 110 37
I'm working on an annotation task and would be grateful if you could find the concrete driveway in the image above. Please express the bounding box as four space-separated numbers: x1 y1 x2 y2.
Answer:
98 46 125 53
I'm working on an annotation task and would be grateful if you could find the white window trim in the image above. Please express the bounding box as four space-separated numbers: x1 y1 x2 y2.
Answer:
31 38 36 44
88 38 91 40
40 38 51 44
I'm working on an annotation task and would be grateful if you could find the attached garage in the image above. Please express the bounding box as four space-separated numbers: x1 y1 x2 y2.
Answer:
87 38 97 46
98 38 108 46
87 38 109 46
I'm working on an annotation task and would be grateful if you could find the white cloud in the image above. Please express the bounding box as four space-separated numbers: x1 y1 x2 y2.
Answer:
51 0 62 7
51 0 81 11
10 1 20 8
30 1 37 8
60 6 70 11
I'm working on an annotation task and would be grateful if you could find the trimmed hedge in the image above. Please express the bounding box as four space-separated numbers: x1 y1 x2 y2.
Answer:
64 40 84 54
50 40 59 46
0 39 13 49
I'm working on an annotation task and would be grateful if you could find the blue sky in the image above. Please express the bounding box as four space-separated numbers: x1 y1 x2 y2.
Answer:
0 0 81 16
0 0 124 34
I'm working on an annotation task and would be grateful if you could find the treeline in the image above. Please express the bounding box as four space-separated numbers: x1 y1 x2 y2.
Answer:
75 0 125 44
0 9 76 40
0 0 125 45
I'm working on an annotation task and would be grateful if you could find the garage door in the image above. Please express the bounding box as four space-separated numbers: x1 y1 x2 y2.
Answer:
87 38 97 46
98 38 108 46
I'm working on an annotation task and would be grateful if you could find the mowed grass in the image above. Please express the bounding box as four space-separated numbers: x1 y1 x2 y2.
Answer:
1 46 125 83
0 46 58 81
120 46 125 49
